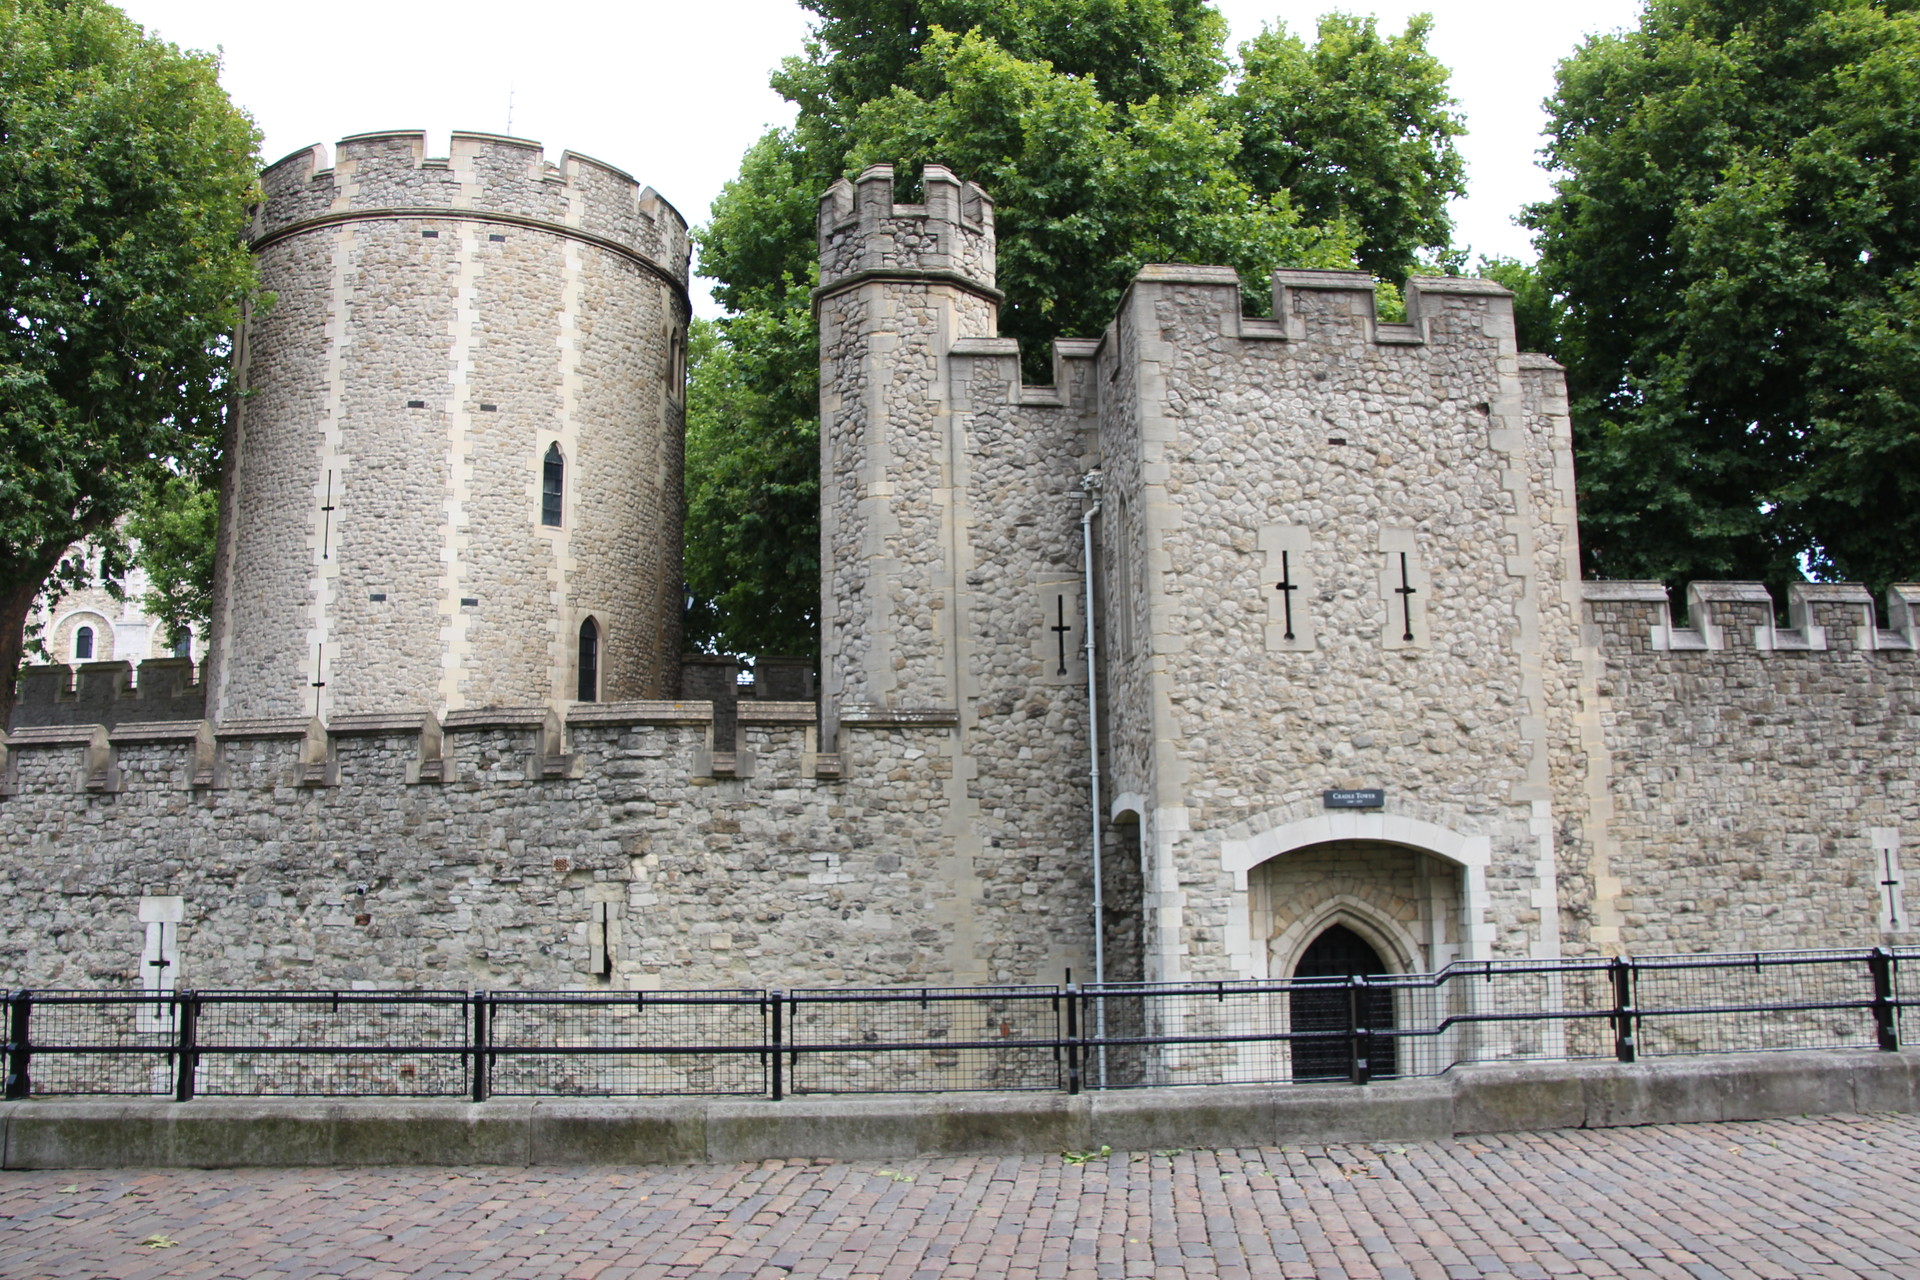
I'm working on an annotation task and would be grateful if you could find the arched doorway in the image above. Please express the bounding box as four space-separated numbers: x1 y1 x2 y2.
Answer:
1289 924 1397 1081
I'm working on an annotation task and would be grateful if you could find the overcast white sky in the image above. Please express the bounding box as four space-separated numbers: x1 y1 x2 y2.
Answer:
120 0 1645 316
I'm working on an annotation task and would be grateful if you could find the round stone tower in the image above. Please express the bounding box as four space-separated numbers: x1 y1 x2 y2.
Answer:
206 131 689 723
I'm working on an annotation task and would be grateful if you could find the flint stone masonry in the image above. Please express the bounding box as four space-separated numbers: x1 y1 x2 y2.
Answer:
5 158 1919 1002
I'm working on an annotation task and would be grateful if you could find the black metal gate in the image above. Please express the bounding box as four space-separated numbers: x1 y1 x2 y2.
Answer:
1289 925 1398 1080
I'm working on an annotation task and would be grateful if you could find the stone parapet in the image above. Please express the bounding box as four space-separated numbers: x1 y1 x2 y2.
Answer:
2 1051 1910 1168
254 131 689 290
9 659 204 729
816 163 997 302
1103 264 1520 355
1583 580 1920 653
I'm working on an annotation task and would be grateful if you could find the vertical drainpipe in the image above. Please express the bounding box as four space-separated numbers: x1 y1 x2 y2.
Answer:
1080 469 1106 1086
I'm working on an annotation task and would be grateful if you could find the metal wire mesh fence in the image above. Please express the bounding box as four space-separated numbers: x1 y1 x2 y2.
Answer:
7 990 182 1097
4 947 1914 1102
782 987 1066 1094
192 991 472 1097
486 991 768 1097
1631 951 1887 1057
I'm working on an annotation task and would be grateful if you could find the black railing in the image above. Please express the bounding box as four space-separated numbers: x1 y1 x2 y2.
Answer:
4 947 1914 1102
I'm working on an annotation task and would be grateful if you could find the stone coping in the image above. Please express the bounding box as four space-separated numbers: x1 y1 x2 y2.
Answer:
1689 580 1774 604
1 1050 1911 1169
107 721 209 744
4 725 107 747
565 701 714 726
1582 580 1672 602
838 705 960 728
738 702 817 725
440 707 552 732
328 712 434 737
213 717 316 740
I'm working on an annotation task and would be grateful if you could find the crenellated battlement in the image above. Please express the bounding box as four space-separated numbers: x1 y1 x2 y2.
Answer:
816 163 997 301
1584 580 1920 653
0 694 837 799
1113 264 1519 356
252 130 690 285
947 335 1101 413
10 658 206 729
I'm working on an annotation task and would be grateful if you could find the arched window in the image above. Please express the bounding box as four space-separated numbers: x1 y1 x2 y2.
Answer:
577 617 599 702
541 443 564 527
74 625 95 662
171 628 192 658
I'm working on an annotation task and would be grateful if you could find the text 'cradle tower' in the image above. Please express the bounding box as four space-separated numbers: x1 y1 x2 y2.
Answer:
206 131 691 724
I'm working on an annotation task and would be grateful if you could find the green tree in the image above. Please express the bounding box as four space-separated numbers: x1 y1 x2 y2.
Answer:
0 0 259 721
777 0 1229 131
690 2 1464 658
842 27 1359 355
1227 13 1466 283
1530 0 1920 592
683 313 821 656
124 472 218 647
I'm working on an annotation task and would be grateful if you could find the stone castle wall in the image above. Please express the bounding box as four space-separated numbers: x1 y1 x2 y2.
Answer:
0 706 1080 991
209 132 689 724
1578 581 1920 953
6 159 1919 1000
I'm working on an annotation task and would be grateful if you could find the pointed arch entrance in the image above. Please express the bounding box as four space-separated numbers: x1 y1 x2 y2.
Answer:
1289 923 1397 1080
1222 812 1493 981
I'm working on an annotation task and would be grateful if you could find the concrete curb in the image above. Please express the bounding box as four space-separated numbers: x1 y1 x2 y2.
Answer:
3 1051 1914 1169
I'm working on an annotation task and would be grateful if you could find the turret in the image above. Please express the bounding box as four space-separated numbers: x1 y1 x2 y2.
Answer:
207 132 691 724
815 164 1000 742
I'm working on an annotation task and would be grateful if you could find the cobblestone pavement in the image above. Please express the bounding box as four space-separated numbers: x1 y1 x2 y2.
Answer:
4 1113 1919 1280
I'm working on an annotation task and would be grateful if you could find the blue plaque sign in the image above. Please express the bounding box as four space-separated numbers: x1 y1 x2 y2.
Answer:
1324 789 1385 809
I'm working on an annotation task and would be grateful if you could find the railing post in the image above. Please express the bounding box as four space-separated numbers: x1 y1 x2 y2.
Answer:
1064 984 1081 1096
4 991 30 1101
1350 975 1372 1085
173 992 198 1102
769 990 784 1101
470 991 490 1103
1870 948 1899 1052
1610 957 1637 1063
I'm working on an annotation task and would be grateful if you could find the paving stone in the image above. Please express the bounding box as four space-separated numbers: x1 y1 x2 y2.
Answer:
5 1115 1919 1279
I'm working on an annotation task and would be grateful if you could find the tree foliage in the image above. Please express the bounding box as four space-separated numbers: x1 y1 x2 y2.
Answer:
1228 13 1466 283
125 472 218 645
689 1 1465 657
0 0 258 718
1530 0 1920 592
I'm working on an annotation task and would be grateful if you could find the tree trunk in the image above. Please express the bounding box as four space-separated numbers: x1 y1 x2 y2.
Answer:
0 550 67 732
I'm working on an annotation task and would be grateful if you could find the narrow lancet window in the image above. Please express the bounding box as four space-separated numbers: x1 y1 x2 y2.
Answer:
74 625 94 662
542 443 565 527
172 628 192 658
577 617 599 702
